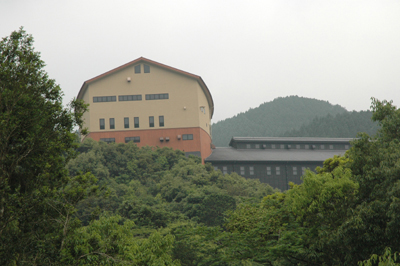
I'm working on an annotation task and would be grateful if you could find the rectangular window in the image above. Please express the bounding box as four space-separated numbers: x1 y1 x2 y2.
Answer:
125 136 140 143
255 144 260 149
93 96 116 103
296 144 300 149
271 144 276 149
214 166 218 171
345 145 349 149
182 134 193 140
249 166 254 175
222 166 228 174
135 64 141 73
329 144 334 150
302 167 306 175
118 95 142 101
321 145 325 149
100 138 115 144
124 117 129 128
110 118 115 129
266 166 271 175
149 116 154 127
276 167 281 175
305 144 309 149
280 144 284 149
246 144 251 149
240 166 245 175
159 116 164 127
145 93 169 100
99 119 105 130
144 64 150 73
134 117 139 128
293 167 297 175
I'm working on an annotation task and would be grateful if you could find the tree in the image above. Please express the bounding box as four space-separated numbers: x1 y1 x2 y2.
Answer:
0 28 88 264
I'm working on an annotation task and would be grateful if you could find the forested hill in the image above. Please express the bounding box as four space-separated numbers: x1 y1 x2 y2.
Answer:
211 96 347 147
283 110 379 138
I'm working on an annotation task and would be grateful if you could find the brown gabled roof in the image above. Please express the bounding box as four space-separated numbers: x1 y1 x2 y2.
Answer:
77 57 214 117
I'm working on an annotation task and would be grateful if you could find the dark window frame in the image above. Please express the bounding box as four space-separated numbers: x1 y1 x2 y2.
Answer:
124 117 129 129
149 116 154 127
125 136 140 143
144 64 150 73
134 117 139 128
119 95 142 101
182 134 193 140
134 64 141 74
159 116 164 127
99 118 105 130
109 118 115 129
93 96 116 103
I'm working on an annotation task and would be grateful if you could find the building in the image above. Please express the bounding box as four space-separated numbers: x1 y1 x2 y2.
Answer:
77 57 214 162
205 137 352 190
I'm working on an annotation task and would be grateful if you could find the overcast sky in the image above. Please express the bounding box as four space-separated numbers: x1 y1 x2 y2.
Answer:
2 0 400 122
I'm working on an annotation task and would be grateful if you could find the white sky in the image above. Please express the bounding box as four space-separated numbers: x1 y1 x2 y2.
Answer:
2 0 400 123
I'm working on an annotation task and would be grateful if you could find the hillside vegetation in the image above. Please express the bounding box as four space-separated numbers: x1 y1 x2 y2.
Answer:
212 96 346 146
283 110 379 137
212 96 379 146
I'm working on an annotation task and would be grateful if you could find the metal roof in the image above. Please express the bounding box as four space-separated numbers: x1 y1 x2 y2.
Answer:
229 137 353 146
205 147 347 162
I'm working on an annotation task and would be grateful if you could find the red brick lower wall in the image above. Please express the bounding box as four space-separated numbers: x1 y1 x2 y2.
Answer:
85 127 212 163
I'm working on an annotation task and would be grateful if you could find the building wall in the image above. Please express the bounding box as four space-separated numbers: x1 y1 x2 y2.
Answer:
212 161 322 191
78 59 213 162
82 63 211 135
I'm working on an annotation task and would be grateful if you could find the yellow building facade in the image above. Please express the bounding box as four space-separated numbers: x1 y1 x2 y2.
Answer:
77 57 214 162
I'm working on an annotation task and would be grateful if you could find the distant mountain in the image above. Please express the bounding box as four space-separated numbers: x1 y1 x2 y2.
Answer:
282 110 379 138
211 96 347 147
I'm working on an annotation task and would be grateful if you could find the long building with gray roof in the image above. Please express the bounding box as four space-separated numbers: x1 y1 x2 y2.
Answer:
205 137 352 191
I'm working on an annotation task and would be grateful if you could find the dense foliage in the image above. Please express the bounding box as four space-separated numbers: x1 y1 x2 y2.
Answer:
212 96 347 146
3 28 400 266
283 110 379 138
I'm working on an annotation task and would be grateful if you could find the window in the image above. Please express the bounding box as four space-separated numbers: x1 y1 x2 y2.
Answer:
240 166 245 175
93 96 116 103
125 136 140 143
182 134 193 140
119 95 142 101
110 118 115 129
134 117 139 128
149 116 154 127
144 64 150 73
100 138 115 144
135 65 141 73
345 145 349 149
321 145 325 149
296 144 300 149
222 166 228 174
124 117 129 128
276 167 281 175
280 144 284 149
329 145 334 150
159 116 164 127
266 166 271 175
271 144 276 149
305 144 309 149
293 167 297 175
214 166 218 171
255 144 260 149
246 144 251 149
145 93 169 100
249 166 254 175
302 167 306 175
99 119 105 130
